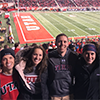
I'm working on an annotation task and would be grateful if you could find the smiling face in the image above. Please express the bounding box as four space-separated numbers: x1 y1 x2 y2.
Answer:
2 54 15 74
56 35 69 57
32 48 43 66
83 51 96 65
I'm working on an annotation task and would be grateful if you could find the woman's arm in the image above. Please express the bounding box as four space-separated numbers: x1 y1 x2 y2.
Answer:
15 60 31 90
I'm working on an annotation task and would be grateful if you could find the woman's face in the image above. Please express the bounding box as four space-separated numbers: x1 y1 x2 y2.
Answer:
2 54 15 74
83 51 96 65
32 48 43 66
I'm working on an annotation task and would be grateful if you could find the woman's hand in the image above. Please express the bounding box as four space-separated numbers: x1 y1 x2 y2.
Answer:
15 60 31 90
15 60 26 72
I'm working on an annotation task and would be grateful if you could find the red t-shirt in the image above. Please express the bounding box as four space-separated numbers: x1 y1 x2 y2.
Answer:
0 21 2 24
0 73 19 100
14 48 20 54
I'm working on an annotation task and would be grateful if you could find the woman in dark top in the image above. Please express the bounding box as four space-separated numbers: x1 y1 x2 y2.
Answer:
15 45 49 100
74 41 100 100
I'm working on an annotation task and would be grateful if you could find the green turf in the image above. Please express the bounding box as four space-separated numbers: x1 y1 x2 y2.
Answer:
0 11 100 48
32 11 100 37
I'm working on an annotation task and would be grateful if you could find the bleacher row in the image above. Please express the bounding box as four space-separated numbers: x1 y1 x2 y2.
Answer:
2 0 100 7
74 0 100 7
16 0 100 7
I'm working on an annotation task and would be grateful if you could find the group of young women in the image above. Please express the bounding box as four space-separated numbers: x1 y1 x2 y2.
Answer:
0 33 100 100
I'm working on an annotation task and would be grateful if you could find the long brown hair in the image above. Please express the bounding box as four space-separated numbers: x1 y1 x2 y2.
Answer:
22 45 48 78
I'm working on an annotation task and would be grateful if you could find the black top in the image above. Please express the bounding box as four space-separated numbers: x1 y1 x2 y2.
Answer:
48 48 78 97
74 56 100 100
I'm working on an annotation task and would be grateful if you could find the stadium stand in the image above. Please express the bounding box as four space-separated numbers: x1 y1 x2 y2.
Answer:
0 0 100 11
14 0 100 8
56 0 75 7
73 0 100 7
0 0 100 49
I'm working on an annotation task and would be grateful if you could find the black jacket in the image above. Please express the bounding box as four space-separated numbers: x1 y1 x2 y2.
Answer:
15 46 49 100
74 56 100 100
47 48 78 97
16 69 49 100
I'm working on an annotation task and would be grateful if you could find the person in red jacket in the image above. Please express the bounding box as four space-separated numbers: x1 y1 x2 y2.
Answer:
0 20 2 31
0 48 19 100
0 20 2 26
14 42 21 54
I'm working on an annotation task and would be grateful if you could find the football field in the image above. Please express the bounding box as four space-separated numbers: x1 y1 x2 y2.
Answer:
13 12 54 44
13 11 100 44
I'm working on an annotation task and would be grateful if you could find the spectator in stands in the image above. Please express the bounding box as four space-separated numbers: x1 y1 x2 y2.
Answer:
0 11 2 17
42 43 49 54
76 45 83 54
31 43 37 47
15 45 49 100
4 44 9 49
6 17 10 25
68 44 76 51
5 31 8 41
0 20 2 26
14 42 21 54
24 43 28 48
0 47 3 51
47 33 78 100
74 41 100 100
0 48 19 100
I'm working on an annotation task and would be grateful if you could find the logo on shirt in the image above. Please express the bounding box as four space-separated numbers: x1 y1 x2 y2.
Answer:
1 81 18 95
55 64 70 72
24 75 40 83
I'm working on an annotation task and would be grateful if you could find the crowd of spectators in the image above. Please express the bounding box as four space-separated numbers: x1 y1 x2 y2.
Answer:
15 0 38 7
1 0 100 11
56 0 75 7
38 0 57 7
3 0 13 2
16 0 100 7
14 0 57 7
1 36 100 55
13 0 100 8
73 0 100 7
